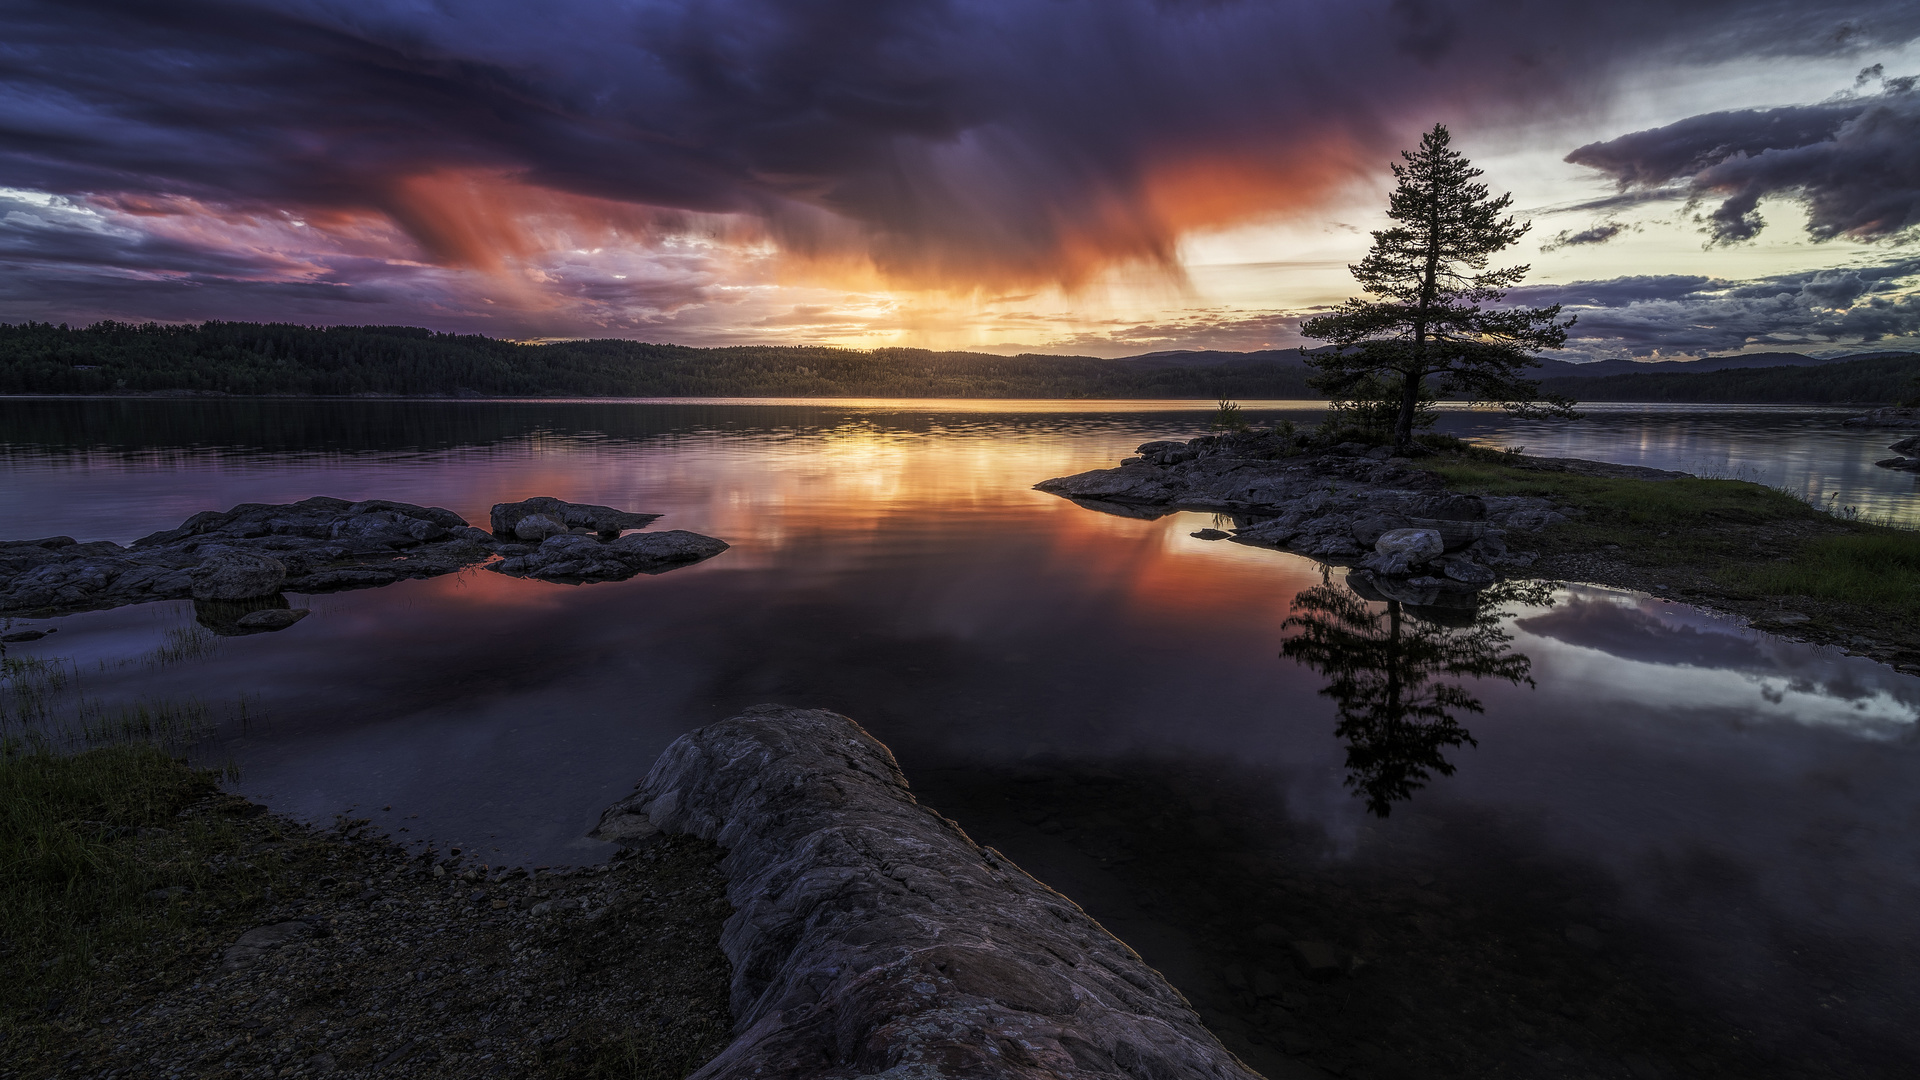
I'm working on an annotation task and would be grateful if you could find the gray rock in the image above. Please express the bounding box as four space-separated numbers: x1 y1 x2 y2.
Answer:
1360 527 1444 575
615 705 1263 1080
1437 555 1497 585
1190 528 1231 540
222 921 313 971
1500 507 1567 531
1349 512 1408 546
490 497 661 537
235 607 310 631
1033 468 1175 504
190 553 287 601
1891 436 1920 454
2 495 727 617
491 530 728 583
1036 435 1560 589
512 513 569 541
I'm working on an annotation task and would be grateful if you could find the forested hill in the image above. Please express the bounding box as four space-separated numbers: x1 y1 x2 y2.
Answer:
0 321 1317 399
1 321 1915 402
1535 352 1920 404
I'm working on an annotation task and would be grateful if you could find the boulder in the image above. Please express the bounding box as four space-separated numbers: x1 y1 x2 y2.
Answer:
1360 527 1444 576
512 514 569 541
1436 555 1497 585
610 705 1263 1080
190 553 287 601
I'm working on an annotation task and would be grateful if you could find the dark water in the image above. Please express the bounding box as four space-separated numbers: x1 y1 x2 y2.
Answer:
2 398 1916 1078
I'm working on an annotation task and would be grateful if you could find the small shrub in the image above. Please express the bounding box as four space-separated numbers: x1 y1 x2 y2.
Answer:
1211 399 1250 433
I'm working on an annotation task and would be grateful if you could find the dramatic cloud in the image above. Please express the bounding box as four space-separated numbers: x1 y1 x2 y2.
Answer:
1541 220 1633 251
1568 72 1920 243
1511 258 1920 358
1 1 1918 340
1083 257 1920 360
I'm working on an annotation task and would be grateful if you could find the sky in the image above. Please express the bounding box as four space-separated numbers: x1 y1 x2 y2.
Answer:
1 0 1917 361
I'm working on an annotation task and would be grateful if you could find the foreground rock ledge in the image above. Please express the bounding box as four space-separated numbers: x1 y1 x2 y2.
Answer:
596 705 1261 1080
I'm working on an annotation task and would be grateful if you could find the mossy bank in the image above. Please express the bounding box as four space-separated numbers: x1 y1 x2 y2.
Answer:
0 742 733 1080
1423 449 1920 669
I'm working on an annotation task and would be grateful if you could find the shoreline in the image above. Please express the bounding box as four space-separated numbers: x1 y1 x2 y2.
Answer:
1037 431 1920 672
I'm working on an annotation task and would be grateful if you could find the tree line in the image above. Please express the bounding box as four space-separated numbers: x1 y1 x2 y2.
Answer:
0 321 1317 399
1 319 1912 403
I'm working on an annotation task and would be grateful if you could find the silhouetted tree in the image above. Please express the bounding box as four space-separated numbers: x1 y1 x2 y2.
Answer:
1281 580 1545 816
1302 124 1576 450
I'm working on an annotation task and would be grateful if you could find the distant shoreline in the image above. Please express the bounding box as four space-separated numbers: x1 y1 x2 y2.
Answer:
0 392 1898 408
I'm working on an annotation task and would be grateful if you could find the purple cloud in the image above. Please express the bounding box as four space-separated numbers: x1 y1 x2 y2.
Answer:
1568 73 1920 243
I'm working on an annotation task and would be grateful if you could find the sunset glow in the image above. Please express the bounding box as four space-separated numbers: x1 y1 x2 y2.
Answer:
1 2 1917 358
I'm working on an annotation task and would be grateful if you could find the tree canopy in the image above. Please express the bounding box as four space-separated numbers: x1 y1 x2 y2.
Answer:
1302 124 1575 449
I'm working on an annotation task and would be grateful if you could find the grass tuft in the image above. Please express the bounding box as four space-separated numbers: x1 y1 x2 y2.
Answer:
0 740 218 1003
1717 533 1920 617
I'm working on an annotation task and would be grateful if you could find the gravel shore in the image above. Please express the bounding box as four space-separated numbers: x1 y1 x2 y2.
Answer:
5 794 733 1080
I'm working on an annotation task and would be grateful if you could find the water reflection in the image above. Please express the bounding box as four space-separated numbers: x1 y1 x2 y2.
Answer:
1282 580 1545 816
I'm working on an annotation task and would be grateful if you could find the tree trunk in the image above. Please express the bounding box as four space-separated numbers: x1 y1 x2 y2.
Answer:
1394 369 1421 451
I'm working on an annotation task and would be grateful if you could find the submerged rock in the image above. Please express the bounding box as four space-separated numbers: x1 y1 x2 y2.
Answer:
604 705 1262 1080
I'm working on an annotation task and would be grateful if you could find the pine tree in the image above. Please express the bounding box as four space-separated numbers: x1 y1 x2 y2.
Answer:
1302 124 1575 450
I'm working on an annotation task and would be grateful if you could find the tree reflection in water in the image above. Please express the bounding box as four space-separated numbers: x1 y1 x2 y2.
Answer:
1282 577 1550 816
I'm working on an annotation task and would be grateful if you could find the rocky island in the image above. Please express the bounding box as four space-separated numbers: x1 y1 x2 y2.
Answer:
1038 426 1920 669
0 496 728 621
1037 428 1680 604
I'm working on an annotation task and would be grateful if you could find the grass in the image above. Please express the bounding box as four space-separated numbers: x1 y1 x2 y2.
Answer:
0 646 281 1045
1718 533 1920 618
1420 447 1920 638
0 740 219 1002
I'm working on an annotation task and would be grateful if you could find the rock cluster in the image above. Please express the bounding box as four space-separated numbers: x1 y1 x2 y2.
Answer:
602 704 1262 1080
0 496 727 618
489 497 661 540
1874 434 1920 472
1037 431 1572 589
491 530 730 583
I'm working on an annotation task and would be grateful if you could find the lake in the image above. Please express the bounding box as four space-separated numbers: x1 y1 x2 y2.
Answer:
2 397 1916 1079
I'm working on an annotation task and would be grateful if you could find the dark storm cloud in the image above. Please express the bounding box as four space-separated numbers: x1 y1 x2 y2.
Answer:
1508 258 1920 357
1568 74 1920 243
1540 220 1632 251
4 0 1920 296
1127 257 1920 360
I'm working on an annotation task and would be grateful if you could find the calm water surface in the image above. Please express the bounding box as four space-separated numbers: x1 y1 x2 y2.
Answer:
2 398 1916 1078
